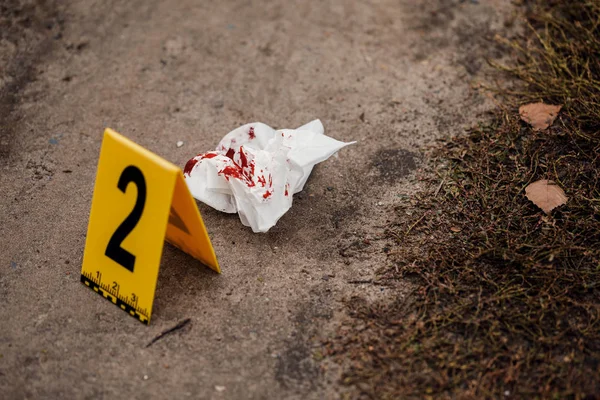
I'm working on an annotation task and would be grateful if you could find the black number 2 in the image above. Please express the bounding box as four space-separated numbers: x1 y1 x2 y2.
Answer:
105 166 147 272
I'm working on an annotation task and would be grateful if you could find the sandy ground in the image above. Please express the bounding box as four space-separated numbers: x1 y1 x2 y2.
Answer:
0 1 515 398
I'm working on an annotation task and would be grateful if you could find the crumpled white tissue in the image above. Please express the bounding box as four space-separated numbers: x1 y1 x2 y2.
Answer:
183 119 355 233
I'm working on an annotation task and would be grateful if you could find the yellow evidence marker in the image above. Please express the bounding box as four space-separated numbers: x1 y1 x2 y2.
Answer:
81 128 219 325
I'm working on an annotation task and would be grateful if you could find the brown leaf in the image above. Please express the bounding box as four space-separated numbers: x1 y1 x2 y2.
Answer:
525 180 568 214
519 103 562 131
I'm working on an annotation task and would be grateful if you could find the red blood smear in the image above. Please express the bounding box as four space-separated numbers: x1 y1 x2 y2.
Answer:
268 174 273 188
219 162 255 188
263 190 272 199
199 152 218 160
285 184 289 196
257 175 267 187
219 166 243 180
248 126 255 139
238 146 248 169
219 146 257 187
183 157 199 176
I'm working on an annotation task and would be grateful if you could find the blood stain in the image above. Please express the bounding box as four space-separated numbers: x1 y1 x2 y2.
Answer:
183 158 199 175
217 146 260 187
199 152 218 160
238 146 248 168
219 166 243 182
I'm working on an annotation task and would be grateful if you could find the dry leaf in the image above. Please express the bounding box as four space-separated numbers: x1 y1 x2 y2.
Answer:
519 103 562 131
525 180 568 214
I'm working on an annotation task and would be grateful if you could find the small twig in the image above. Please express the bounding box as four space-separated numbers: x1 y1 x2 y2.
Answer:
347 279 374 284
346 280 390 286
146 318 191 348
434 178 446 197
406 212 428 236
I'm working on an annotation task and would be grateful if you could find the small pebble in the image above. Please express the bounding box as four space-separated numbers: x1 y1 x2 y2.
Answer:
143 375 148 380
176 141 184 148
215 385 226 392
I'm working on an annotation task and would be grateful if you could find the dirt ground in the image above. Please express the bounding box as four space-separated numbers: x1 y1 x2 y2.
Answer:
0 1 515 398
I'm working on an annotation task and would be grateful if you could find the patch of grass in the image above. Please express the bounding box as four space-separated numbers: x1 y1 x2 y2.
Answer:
326 1 600 398
500 0 600 132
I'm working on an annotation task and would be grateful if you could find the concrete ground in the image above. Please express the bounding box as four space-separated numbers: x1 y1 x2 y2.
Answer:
0 1 514 398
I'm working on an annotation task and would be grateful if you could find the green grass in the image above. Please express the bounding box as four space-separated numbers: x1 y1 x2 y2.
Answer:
326 1 600 398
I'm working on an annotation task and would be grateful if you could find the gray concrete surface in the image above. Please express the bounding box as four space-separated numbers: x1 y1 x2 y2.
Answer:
0 0 514 398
